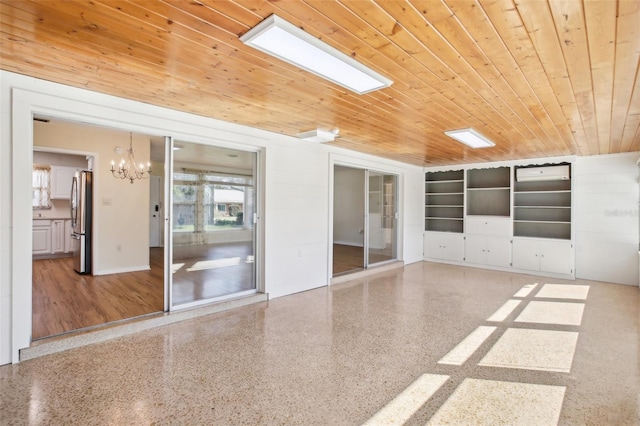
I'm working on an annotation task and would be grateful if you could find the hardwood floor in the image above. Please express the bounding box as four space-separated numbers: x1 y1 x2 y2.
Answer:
32 242 257 339
172 242 255 305
32 248 164 340
332 244 394 276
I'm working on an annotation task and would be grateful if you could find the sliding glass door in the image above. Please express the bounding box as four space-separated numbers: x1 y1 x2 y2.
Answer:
170 141 257 308
333 165 398 276
367 172 397 266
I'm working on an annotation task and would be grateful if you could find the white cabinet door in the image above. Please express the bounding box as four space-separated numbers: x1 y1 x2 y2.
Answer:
440 233 465 262
32 221 52 255
464 235 486 264
465 235 510 267
424 232 441 259
424 232 464 262
485 236 511 267
50 166 77 200
540 240 572 275
512 239 541 271
512 238 573 275
51 219 65 253
64 219 74 253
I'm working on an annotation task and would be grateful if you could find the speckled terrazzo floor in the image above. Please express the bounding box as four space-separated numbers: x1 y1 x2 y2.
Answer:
1 262 638 425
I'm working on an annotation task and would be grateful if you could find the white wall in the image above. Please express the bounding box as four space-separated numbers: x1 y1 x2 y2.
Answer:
402 167 425 266
575 153 639 286
0 70 423 364
333 166 365 246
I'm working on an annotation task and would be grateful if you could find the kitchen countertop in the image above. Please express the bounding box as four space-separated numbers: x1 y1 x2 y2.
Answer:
33 215 70 220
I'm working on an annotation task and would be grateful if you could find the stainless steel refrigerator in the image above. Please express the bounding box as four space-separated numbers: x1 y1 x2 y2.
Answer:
70 170 92 274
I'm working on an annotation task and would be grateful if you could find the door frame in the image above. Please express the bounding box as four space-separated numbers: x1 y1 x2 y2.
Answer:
329 154 403 280
165 138 261 311
11 88 265 363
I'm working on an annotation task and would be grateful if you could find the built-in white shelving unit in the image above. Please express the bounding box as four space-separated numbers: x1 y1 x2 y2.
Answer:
466 167 510 216
424 159 576 279
513 165 571 240
425 170 464 233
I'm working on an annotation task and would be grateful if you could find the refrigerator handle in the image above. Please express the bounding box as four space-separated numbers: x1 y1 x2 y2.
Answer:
70 176 78 227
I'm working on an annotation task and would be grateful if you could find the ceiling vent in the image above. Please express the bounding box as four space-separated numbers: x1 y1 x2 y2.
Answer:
516 165 570 182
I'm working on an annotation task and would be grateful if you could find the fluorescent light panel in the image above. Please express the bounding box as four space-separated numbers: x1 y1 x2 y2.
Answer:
240 15 392 95
445 128 496 149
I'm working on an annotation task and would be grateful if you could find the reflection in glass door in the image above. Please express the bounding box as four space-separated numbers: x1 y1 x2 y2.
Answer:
170 141 257 308
367 172 397 266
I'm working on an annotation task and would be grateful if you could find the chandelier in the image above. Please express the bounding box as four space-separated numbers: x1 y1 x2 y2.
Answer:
111 132 151 184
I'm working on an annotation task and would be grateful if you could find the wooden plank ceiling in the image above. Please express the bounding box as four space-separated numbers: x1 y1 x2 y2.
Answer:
1 0 639 166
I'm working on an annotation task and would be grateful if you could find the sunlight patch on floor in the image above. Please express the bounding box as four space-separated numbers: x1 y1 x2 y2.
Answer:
479 328 579 373
536 284 590 300
487 299 521 322
362 282 590 425
513 282 538 298
438 326 496 365
515 301 585 326
186 257 241 271
427 379 565 426
362 374 449 426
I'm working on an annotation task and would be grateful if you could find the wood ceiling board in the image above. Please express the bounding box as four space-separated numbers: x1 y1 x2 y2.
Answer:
410 0 568 157
613 0 640 153
1 0 637 166
511 0 591 156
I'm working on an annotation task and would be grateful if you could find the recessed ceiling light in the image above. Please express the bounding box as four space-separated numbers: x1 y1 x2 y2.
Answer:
240 15 392 95
444 128 496 149
173 144 183 151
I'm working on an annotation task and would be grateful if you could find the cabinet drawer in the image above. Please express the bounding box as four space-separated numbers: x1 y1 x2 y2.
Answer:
33 219 52 227
465 217 510 236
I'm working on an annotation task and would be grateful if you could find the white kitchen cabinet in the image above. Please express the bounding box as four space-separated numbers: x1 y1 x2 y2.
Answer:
424 231 465 262
512 238 573 276
465 235 511 267
50 165 77 200
32 220 52 255
51 219 65 253
64 219 74 253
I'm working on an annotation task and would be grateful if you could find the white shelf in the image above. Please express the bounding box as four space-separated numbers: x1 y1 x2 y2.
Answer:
467 187 510 191
425 205 463 208
514 205 571 209
514 220 571 224
425 217 463 221
514 190 571 194
426 192 464 195
425 179 464 183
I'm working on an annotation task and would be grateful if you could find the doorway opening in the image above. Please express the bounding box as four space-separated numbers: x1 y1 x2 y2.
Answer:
31 118 165 340
332 165 398 277
29 118 260 341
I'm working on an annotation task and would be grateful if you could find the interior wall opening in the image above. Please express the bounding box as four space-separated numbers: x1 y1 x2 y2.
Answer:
31 118 165 340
